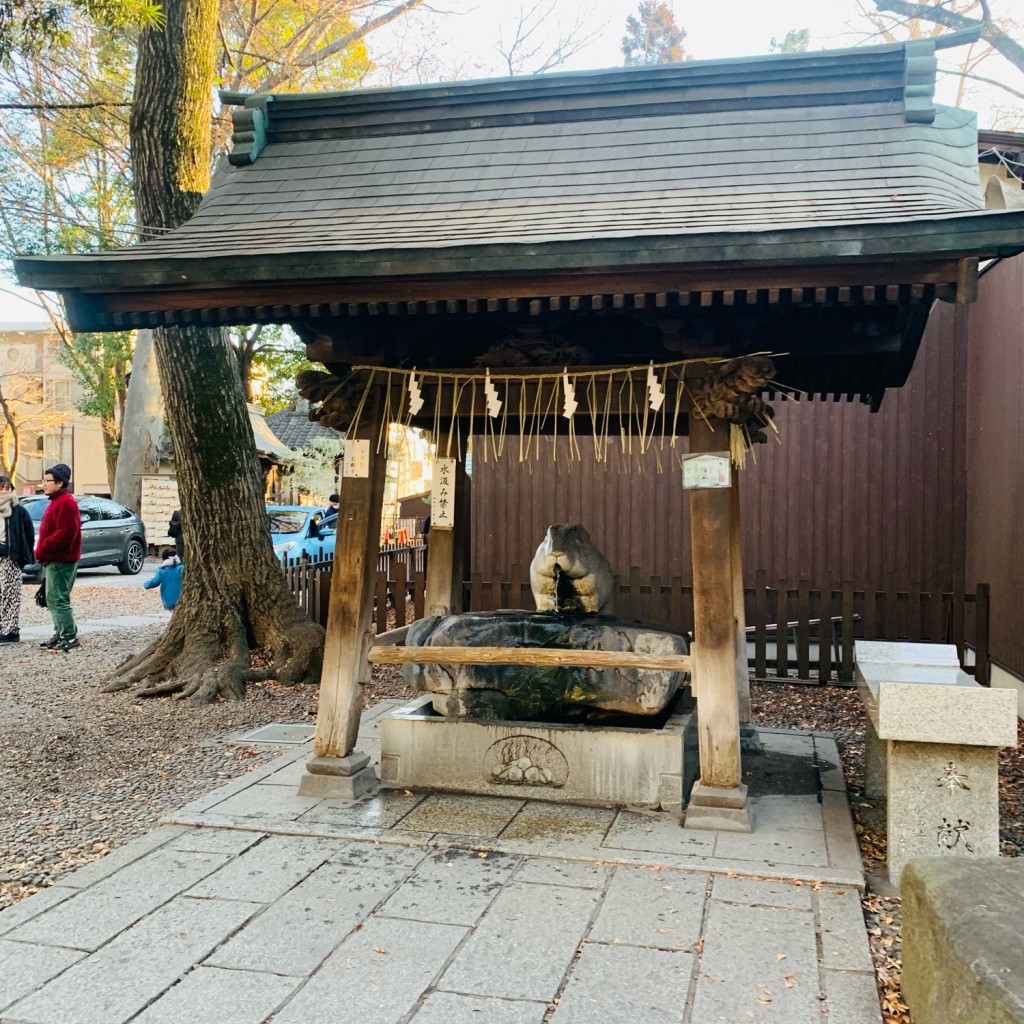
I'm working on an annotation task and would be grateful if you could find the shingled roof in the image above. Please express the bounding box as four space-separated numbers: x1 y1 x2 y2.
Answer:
15 32 1024 335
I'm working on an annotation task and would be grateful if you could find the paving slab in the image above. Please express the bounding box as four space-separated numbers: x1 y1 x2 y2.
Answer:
299 789 427 829
270 916 467 1024
822 969 884 1024
549 942 692 1024
438 880 601 1002
588 866 707 951
167 827 267 857
206 861 408 976
711 875 814 911
500 801 616 847
185 834 335 902
130 966 299 1024
394 793 525 837
750 795 826 832
713 825 831 869
325 839 429 872
0 941 85 1014
513 857 610 890
817 886 875 974
204 782 322 820
602 809 715 858
691 899 821 1024
4 896 259 1024
410 991 548 1024
47 826 187 889
0 888 78 940
6 848 231 951
376 847 519 926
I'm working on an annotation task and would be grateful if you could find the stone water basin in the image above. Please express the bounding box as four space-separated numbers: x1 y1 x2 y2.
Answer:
404 609 690 721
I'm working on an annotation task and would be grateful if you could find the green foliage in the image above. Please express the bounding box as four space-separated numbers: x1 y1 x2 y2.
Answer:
229 323 313 414
58 330 133 420
769 28 810 53
621 1 687 66
0 0 161 64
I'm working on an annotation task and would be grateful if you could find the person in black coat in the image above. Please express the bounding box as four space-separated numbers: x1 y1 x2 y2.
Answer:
167 508 184 560
0 475 36 643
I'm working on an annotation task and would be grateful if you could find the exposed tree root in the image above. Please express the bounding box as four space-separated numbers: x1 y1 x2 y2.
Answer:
99 594 324 704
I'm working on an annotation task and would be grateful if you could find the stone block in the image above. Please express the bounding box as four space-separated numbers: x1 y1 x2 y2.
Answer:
380 695 686 809
902 857 1024 1024
6 849 231 951
863 719 888 800
549 942 692 1023
886 742 999 885
270 916 467 1024
855 641 959 666
412 991 547 1024
0 941 84 1013
5 896 258 1024
439 880 600 1001
588 866 706 950
167 827 265 856
406 610 687 719
130 967 299 1024
207 861 408 976
691 900 819 1024
383 847 519 924
501 801 616 848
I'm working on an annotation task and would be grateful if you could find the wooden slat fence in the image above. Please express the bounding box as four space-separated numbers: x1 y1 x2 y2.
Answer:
284 560 990 684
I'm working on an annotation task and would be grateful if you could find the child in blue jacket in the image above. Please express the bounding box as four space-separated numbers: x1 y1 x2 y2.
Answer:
144 554 183 610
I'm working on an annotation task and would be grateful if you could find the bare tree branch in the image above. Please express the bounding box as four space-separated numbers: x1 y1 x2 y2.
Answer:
942 65 1024 100
871 0 1024 75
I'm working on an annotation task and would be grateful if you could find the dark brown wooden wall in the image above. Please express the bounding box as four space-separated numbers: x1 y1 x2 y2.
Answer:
964 256 1024 677
470 299 968 592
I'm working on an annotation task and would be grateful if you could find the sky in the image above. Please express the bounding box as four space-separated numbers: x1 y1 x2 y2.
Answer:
2 0 1022 324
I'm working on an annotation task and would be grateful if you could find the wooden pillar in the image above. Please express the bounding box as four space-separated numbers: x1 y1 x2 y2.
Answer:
299 401 387 800
731 467 760 751
684 414 752 831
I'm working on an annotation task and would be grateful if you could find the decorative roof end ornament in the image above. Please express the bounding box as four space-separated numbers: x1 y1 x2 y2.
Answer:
227 95 272 167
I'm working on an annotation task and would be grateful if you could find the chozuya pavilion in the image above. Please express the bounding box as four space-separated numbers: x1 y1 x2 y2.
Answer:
17 29 1024 830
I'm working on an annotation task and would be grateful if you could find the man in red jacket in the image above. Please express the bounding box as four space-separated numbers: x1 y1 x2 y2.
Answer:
36 463 82 651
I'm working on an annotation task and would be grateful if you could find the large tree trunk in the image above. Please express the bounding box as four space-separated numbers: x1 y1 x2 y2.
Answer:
100 413 119 497
102 0 323 701
113 329 163 511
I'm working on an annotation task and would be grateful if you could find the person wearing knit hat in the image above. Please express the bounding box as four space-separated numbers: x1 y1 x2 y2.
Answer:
36 464 82 652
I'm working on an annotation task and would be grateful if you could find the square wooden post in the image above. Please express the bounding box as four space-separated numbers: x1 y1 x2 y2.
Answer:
731 467 761 752
299 401 388 800
684 415 752 832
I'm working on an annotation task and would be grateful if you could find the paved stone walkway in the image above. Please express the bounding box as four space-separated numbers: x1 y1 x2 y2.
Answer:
0 703 882 1024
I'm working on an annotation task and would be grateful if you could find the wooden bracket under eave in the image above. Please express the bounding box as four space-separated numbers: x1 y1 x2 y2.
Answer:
935 257 979 304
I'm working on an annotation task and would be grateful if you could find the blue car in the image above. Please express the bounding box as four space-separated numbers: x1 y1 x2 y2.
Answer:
268 505 336 563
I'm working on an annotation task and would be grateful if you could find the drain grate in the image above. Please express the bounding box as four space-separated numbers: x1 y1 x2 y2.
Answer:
234 723 315 745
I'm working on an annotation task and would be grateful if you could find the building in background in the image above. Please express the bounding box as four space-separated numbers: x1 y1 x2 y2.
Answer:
0 321 109 494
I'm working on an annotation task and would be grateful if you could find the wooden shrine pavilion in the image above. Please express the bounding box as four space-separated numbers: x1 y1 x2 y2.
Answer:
17 32 1024 828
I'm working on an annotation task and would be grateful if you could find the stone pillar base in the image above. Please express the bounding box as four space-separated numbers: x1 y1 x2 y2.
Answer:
297 752 377 800
739 723 764 754
683 780 753 833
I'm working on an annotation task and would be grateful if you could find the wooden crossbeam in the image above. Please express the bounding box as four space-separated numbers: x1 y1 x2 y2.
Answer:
367 645 693 672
